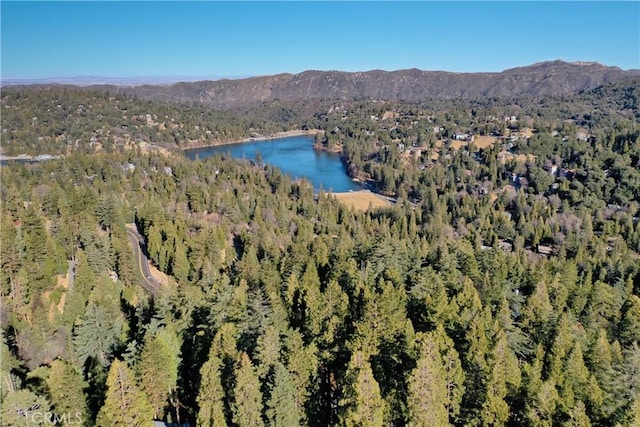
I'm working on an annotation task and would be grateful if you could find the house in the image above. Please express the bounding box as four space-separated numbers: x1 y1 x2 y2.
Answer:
576 129 589 141
121 163 135 173
559 168 575 179
537 245 556 256
498 240 513 252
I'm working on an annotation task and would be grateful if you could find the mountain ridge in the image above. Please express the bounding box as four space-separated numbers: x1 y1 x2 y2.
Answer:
5 60 639 109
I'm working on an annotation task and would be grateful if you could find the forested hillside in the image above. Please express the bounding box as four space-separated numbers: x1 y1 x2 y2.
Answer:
1 81 639 426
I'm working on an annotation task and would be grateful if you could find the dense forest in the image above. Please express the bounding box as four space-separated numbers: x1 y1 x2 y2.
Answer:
1 80 639 426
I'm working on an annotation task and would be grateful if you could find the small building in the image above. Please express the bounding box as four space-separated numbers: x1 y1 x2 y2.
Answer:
498 240 513 252
453 133 470 141
537 245 556 256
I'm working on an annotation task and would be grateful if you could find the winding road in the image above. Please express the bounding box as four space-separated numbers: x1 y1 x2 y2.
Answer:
125 223 161 295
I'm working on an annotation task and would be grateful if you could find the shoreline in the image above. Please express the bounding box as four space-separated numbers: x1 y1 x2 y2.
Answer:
182 129 323 151
181 129 394 201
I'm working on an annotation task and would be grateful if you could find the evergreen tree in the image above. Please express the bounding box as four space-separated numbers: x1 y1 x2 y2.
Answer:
561 342 603 418
339 351 384 427
608 342 640 424
433 324 465 422
45 359 88 425
266 363 302 427
523 346 558 427
255 325 281 379
172 241 190 284
231 352 264 427
197 354 227 427
283 328 317 420
137 327 181 420
0 389 52 427
480 329 521 426
407 333 450 426
73 301 123 367
563 400 592 427
619 295 640 346
97 359 154 426
63 249 95 324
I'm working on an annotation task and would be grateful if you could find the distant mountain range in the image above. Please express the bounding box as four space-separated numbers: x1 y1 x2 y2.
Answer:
5 61 640 109
0 75 249 87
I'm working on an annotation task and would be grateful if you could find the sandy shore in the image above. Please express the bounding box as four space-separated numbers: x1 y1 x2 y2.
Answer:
183 129 323 150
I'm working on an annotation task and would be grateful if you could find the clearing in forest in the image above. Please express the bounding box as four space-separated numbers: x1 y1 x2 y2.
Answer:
332 190 392 211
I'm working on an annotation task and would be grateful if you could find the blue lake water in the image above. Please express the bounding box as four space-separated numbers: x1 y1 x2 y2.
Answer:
184 136 362 192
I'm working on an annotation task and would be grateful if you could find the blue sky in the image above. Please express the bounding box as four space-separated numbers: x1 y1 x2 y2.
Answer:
2 1 639 79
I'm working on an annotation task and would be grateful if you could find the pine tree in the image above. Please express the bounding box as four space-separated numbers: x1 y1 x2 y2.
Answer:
339 351 384 427
619 295 640 346
95 196 117 231
21 205 47 268
45 359 88 424
255 325 281 379
317 279 349 352
97 359 154 426
561 342 603 417
459 306 491 424
521 279 554 343
231 352 264 427
73 301 123 367
409 267 452 331
197 353 227 427
266 363 302 427
0 389 52 427
63 249 95 324
172 241 190 284
433 324 465 422
563 400 591 427
588 329 614 422
0 212 20 295
608 342 640 424
112 227 136 286
480 329 521 426
283 328 317 419
137 327 181 419
523 345 558 427
353 278 407 356
407 333 450 426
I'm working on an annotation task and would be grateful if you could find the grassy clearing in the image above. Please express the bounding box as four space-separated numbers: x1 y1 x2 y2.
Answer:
473 135 498 149
331 190 392 211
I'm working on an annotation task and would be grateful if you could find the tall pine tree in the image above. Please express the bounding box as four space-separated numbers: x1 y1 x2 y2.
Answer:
97 359 154 426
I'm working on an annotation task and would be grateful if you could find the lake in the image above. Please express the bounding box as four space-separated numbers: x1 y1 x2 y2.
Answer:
184 136 362 192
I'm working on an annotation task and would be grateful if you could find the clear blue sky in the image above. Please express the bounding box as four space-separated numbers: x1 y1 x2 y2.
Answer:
2 1 639 79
